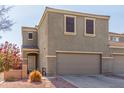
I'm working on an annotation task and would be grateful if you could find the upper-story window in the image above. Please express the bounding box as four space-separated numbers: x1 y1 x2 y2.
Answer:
85 18 95 37
112 37 119 42
28 32 33 40
64 15 76 35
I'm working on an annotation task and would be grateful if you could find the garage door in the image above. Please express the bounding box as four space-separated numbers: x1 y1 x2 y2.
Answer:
57 53 100 75
113 55 124 74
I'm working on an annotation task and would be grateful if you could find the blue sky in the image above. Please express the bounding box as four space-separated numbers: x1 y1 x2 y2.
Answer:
0 5 124 48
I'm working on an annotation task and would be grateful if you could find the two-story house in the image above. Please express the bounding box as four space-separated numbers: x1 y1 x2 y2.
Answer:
21 7 124 78
108 32 124 74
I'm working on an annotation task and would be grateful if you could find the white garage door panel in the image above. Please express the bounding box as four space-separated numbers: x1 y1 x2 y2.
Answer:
57 53 100 75
113 55 124 73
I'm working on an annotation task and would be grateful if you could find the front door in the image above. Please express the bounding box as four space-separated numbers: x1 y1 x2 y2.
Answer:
28 55 36 73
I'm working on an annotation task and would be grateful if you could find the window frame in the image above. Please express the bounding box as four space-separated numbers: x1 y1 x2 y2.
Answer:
84 17 96 37
64 15 76 35
28 32 33 40
112 37 119 42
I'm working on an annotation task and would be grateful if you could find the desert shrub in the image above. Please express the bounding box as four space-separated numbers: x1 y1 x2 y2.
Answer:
29 70 42 82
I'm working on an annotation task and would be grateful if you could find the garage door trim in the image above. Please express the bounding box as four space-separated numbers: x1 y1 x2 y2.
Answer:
56 50 103 54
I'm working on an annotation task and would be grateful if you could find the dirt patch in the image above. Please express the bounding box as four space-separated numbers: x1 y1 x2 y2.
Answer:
0 78 54 88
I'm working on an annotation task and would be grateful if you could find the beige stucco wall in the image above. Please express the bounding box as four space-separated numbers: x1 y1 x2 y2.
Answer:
111 48 124 53
22 64 27 78
38 14 48 73
102 57 114 73
47 12 110 56
22 28 38 47
109 36 114 41
47 57 56 76
22 28 38 73
21 10 124 76
22 51 28 65
46 12 110 75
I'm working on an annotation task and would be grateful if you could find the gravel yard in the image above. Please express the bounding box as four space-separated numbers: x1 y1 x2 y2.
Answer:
0 77 77 88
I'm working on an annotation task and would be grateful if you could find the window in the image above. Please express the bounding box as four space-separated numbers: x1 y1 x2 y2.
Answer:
28 32 33 40
85 18 95 37
112 37 119 42
64 15 76 35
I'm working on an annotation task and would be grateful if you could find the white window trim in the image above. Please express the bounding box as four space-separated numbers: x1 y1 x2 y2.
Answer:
28 32 33 40
64 15 76 35
111 37 119 42
84 17 96 37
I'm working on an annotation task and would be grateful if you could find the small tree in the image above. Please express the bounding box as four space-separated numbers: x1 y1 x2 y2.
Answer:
0 41 22 72
0 6 14 39
0 6 14 32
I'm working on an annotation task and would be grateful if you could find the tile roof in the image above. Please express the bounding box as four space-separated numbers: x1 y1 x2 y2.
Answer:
109 32 121 35
109 41 124 47
109 32 124 37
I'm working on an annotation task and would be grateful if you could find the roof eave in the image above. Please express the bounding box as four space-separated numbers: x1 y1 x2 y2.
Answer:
37 7 110 29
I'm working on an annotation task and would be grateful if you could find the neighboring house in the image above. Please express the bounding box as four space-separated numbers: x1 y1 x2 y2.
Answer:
109 32 124 49
21 7 124 78
108 32 124 74
109 32 124 42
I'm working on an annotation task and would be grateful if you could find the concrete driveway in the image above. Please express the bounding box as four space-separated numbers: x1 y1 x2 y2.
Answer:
61 75 124 88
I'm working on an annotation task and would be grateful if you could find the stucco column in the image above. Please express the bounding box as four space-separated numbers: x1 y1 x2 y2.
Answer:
22 57 28 78
102 57 114 74
22 64 28 78
47 56 57 76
